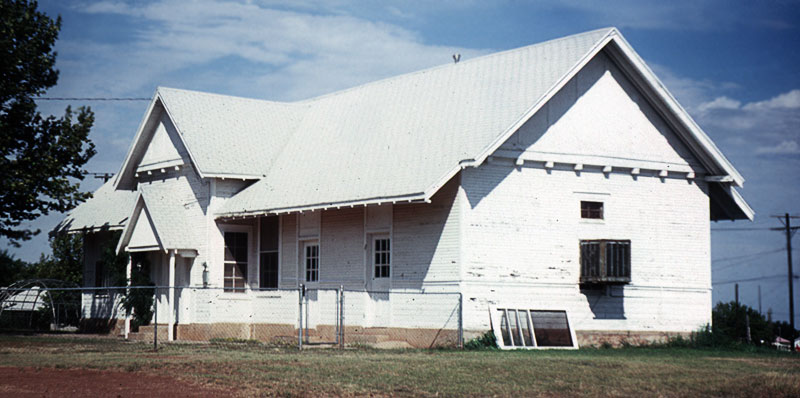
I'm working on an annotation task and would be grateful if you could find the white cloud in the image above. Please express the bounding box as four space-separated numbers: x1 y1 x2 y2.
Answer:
697 96 741 113
756 140 800 155
743 89 800 111
649 64 728 111
69 0 489 101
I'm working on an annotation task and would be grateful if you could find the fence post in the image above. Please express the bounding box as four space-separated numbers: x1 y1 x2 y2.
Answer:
298 285 303 350
124 257 132 340
335 287 339 346
458 293 464 349
153 287 158 351
339 285 344 349
339 286 347 348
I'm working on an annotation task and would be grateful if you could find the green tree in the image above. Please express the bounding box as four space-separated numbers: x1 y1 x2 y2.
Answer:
32 233 83 285
712 301 773 345
0 249 32 286
0 0 95 245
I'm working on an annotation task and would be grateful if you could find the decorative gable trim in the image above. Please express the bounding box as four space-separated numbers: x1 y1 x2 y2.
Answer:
113 92 205 190
116 194 164 253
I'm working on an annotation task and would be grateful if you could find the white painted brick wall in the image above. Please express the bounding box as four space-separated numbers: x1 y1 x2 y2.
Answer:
460 50 713 334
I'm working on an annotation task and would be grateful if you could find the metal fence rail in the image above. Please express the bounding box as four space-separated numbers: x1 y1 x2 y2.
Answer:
0 285 463 351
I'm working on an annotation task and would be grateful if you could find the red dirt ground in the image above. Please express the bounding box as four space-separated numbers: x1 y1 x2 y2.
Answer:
0 366 228 397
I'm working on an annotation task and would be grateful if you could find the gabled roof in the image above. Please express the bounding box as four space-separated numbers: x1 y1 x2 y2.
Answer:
105 27 750 221
115 188 200 253
54 179 138 233
217 27 619 216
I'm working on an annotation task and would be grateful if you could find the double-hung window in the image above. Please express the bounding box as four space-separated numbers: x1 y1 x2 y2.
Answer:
259 216 279 289
224 232 248 292
580 240 631 284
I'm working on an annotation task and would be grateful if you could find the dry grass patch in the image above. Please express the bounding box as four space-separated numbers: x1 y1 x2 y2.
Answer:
0 336 799 397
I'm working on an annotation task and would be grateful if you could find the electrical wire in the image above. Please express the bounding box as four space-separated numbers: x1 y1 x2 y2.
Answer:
713 247 787 263
34 97 150 101
711 227 776 231
713 274 798 286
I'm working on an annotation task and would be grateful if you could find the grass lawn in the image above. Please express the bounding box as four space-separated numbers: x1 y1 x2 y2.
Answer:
1 335 799 397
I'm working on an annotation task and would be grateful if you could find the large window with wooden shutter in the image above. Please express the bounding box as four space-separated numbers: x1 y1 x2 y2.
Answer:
580 240 631 284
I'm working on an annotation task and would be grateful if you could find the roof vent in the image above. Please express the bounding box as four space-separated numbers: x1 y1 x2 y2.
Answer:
452 53 461 63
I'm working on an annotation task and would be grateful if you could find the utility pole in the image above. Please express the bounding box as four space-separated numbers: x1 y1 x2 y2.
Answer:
772 214 800 335
735 284 739 305
758 285 762 314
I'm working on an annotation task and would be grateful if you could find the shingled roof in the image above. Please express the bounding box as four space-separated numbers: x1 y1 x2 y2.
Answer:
53 179 138 233
61 27 751 235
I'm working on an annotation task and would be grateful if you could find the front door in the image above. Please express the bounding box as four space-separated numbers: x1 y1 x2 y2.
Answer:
365 235 391 327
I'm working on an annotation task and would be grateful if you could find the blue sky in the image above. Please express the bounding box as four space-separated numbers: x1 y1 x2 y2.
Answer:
3 0 800 322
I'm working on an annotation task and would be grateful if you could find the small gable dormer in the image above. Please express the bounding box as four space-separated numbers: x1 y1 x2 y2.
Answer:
114 95 197 191
136 112 190 174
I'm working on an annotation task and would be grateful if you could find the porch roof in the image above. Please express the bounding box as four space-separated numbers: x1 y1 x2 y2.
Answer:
115 188 199 253
53 179 138 233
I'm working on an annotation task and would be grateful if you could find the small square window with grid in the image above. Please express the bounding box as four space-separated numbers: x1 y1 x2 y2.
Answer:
580 201 604 219
373 238 390 278
305 244 319 282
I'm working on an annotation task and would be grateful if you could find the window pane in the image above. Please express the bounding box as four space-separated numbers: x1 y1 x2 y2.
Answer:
225 232 248 263
580 201 603 219
236 263 246 278
530 310 573 347
260 252 279 288
519 310 534 347
508 309 522 346
260 216 279 251
305 244 319 282
499 310 511 346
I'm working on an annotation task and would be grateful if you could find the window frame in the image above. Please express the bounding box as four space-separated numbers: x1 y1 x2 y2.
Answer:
580 201 604 220
579 239 631 284
303 240 320 284
222 226 251 293
489 305 578 350
372 235 391 279
257 216 281 290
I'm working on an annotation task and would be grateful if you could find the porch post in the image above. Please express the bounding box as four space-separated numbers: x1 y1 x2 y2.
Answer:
168 250 175 341
124 255 132 339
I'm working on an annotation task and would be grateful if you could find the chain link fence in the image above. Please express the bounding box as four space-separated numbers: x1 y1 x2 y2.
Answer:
0 284 463 351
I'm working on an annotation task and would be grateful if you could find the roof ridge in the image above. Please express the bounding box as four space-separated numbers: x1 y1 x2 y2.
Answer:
156 86 305 107
157 27 616 106
296 27 616 104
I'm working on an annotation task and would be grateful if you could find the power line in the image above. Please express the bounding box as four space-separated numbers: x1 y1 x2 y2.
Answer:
34 97 150 101
713 274 798 286
711 227 775 231
713 247 787 263
712 252 787 272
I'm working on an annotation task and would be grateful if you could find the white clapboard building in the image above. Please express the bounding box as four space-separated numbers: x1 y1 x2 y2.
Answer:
56 28 752 348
